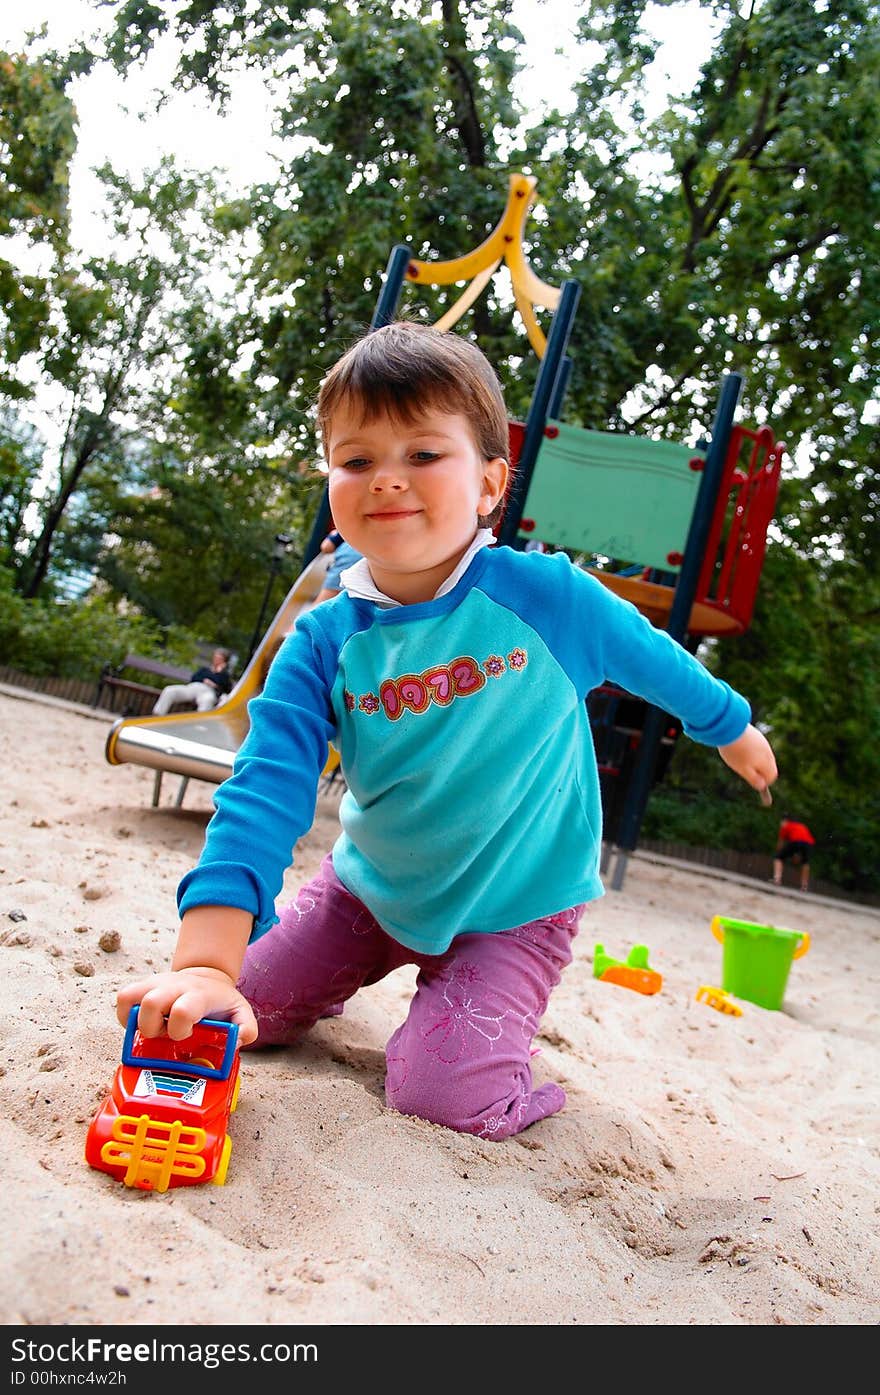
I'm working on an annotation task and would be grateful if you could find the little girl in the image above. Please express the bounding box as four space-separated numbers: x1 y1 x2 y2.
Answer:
118 322 777 1141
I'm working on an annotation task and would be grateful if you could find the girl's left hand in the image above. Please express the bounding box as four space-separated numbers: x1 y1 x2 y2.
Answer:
718 723 778 798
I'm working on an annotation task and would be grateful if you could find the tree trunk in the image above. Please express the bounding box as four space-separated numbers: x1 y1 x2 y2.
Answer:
19 426 105 598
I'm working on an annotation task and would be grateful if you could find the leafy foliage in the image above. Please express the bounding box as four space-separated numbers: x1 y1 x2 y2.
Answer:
0 561 188 678
0 410 45 566
0 49 75 391
708 546 880 892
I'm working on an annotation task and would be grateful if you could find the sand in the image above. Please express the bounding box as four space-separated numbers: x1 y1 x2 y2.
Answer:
1 686 878 1329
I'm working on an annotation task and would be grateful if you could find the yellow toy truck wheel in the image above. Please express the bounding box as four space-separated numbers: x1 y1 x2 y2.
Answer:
212 1134 232 1186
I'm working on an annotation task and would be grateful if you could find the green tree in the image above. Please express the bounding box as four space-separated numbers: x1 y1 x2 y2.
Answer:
100 0 539 429
0 410 45 567
10 158 249 598
0 47 75 395
78 267 326 653
700 548 880 892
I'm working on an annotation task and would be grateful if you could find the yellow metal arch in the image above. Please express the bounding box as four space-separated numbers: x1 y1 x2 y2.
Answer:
405 173 562 358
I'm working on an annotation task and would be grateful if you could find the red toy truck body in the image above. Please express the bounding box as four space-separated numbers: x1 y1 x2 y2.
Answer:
85 1009 241 1192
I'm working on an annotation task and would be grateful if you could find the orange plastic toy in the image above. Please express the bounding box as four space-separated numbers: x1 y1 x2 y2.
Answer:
85 1008 241 1193
593 942 662 996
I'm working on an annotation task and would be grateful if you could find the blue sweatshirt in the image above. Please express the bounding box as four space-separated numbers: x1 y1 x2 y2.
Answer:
178 547 750 953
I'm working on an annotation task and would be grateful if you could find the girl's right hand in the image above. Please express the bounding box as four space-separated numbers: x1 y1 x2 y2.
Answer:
116 966 259 1045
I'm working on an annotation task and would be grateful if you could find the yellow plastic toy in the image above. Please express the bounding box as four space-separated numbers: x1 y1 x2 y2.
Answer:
695 984 743 1016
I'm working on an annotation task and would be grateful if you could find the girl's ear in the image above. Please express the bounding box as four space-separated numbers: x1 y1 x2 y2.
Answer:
478 456 509 517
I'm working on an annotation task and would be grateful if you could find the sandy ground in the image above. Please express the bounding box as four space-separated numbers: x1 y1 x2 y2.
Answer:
1 687 878 1328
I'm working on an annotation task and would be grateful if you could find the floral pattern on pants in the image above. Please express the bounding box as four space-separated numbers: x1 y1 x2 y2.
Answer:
237 854 583 1140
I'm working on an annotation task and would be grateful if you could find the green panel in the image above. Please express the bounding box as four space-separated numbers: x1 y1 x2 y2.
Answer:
519 421 703 572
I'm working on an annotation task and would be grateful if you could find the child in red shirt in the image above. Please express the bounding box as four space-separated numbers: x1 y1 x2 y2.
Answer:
773 816 816 891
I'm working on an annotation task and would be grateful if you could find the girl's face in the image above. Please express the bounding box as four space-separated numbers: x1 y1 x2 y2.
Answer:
326 402 507 605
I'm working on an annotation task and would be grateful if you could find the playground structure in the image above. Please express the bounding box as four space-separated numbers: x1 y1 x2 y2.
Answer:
105 173 782 887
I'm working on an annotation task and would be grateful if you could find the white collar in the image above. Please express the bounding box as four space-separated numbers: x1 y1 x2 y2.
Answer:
340 529 496 608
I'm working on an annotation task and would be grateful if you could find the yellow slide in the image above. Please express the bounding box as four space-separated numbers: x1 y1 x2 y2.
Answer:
105 552 340 807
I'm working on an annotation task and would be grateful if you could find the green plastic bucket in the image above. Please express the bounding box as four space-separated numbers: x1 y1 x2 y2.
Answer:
711 916 810 1011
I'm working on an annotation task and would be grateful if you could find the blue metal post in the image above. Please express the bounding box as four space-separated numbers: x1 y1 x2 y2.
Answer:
370 244 413 328
664 372 743 643
497 280 582 547
548 357 573 421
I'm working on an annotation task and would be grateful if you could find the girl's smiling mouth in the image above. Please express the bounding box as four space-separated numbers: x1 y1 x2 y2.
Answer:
366 509 422 520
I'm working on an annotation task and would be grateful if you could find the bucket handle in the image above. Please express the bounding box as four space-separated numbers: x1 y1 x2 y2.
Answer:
711 915 810 959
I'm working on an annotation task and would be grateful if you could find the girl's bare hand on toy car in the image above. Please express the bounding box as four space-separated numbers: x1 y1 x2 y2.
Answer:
117 967 259 1045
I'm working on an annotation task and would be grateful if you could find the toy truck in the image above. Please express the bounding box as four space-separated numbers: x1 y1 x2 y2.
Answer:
85 1008 241 1193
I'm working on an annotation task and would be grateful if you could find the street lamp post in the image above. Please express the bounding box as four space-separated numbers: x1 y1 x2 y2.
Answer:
246 532 295 664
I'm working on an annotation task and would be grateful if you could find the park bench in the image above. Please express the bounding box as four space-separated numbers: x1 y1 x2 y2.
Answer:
94 653 192 717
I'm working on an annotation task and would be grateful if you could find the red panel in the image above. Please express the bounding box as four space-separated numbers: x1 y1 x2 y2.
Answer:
693 425 782 635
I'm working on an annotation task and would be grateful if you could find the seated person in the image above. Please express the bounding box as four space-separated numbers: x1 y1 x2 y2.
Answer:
152 648 233 716
314 528 363 605
264 532 364 682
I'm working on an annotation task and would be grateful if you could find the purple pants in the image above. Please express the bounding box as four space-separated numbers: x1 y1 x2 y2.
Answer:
237 854 583 1141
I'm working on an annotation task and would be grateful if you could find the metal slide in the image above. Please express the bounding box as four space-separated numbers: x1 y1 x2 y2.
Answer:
105 552 338 805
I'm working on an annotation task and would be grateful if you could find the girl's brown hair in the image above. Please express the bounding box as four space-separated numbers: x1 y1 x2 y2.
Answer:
317 322 511 523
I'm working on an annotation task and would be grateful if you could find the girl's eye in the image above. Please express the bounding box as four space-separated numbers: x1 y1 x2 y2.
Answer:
339 457 370 471
412 450 439 463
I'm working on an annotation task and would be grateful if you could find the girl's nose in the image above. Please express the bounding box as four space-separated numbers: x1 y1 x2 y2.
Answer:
369 465 406 491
